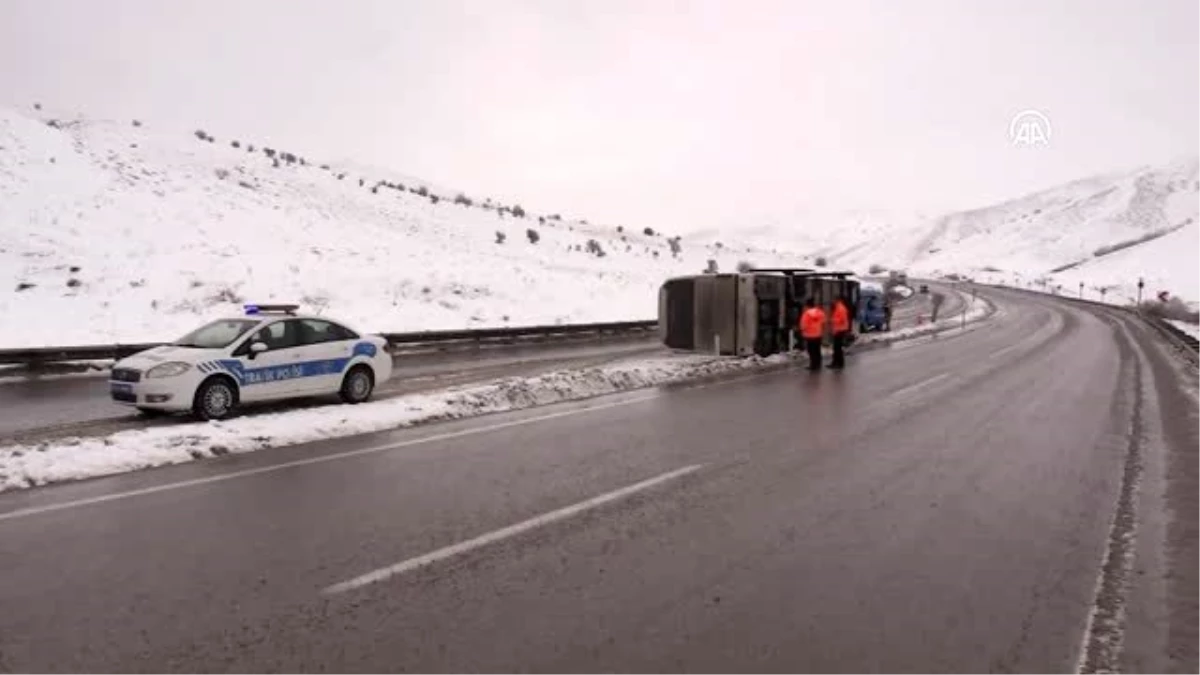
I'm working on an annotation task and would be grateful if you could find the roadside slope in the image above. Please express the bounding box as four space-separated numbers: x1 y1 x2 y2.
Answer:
0 105 801 348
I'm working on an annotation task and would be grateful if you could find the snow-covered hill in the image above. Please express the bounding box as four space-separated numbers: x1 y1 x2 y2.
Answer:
0 105 799 348
2 103 1195 349
744 160 1199 305
911 159 1197 304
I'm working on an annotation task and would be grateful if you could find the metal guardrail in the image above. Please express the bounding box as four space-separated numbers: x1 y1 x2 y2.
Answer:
1142 316 1200 364
1153 318 1199 353
0 320 660 367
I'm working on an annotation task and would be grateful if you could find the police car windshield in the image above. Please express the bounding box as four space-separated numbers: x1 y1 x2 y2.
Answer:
173 319 260 349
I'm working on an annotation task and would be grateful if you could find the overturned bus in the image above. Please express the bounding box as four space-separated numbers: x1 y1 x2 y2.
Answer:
658 268 862 357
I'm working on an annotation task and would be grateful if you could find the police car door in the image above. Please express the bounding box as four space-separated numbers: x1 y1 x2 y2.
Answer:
292 318 356 394
230 319 306 402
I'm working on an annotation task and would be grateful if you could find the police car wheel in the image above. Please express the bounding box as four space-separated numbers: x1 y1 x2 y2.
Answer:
193 378 237 420
340 366 374 404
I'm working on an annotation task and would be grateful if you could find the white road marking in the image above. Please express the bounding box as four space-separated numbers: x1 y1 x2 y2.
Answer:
322 464 706 595
987 343 1023 360
0 393 661 523
889 373 950 398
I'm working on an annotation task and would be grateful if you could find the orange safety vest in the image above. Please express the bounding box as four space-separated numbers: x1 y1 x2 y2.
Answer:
832 300 851 334
799 307 826 339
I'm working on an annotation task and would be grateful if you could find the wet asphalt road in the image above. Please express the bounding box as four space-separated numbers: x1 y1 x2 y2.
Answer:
1 285 1194 673
0 289 934 441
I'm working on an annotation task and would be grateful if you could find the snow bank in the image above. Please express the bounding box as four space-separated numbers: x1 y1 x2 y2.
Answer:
0 352 792 493
1166 319 1200 341
861 293 992 345
0 286 996 493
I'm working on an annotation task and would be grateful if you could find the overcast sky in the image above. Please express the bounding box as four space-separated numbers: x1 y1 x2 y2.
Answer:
1 0 1196 233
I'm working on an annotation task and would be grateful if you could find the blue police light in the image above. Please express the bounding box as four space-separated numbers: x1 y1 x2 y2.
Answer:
244 303 298 316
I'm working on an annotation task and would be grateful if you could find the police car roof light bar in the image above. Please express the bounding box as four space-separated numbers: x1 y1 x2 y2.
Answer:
744 267 815 275
244 303 300 316
788 270 856 279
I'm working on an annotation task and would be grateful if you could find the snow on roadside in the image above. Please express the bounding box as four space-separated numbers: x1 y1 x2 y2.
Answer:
1166 319 1200 341
0 287 996 494
0 352 790 493
858 292 992 344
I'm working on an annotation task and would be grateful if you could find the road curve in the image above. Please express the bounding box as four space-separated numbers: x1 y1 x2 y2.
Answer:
0 286 1193 673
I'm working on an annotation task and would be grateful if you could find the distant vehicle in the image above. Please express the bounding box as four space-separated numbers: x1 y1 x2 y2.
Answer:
919 284 930 294
108 304 393 420
857 283 891 332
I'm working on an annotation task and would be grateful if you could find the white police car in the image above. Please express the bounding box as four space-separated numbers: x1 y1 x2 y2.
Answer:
109 304 393 420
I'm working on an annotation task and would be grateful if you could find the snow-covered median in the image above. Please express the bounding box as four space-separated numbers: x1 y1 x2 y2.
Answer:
0 292 997 494
858 293 993 346
0 352 792 493
1166 319 1200 341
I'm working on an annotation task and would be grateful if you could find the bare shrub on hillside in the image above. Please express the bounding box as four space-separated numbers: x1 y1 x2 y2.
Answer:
1140 298 1199 323
207 286 244 305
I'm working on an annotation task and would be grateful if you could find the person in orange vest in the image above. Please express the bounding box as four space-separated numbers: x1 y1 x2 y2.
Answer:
830 295 852 369
799 297 826 371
